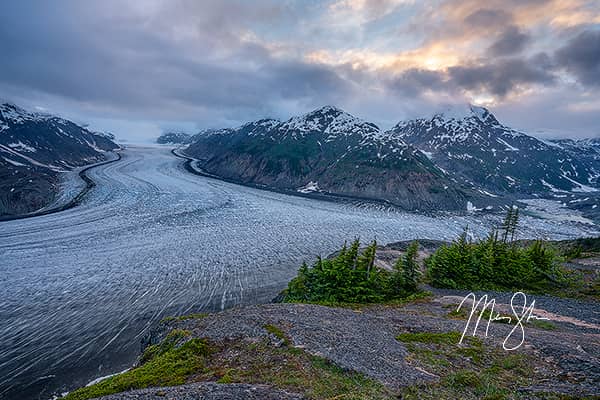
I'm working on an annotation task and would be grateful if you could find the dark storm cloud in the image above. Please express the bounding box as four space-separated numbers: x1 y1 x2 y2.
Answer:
162 58 350 109
464 9 513 29
0 0 351 120
0 0 599 139
388 69 447 96
555 29 600 87
487 26 531 56
448 58 555 97
388 58 555 98
266 61 351 100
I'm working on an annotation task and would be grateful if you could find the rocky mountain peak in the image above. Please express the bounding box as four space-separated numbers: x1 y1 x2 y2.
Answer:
431 104 494 122
0 103 90 132
1 102 50 124
388 104 599 195
280 105 380 138
241 118 280 132
392 103 514 145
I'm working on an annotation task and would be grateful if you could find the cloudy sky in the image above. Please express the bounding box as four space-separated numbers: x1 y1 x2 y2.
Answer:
1 0 599 142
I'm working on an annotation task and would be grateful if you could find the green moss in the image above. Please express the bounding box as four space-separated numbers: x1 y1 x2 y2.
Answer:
204 339 392 400
216 368 235 384
397 331 480 346
444 370 481 388
264 324 288 343
404 345 451 368
64 330 213 400
455 346 483 364
293 291 434 309
67 322 391 400
528 319 557 330
493 354 528 371
397 327 545 400
139 329 191 363
447 308 468 319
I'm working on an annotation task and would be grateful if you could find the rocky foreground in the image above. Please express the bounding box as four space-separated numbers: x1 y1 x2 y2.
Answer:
69 285 599 400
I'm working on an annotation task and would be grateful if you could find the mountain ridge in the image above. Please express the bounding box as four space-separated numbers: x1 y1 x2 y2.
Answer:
156 131 192 145
0 102 119 216
388 104 599 195
183 105 483 211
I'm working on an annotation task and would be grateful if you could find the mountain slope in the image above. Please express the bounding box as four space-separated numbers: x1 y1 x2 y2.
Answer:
184 106 479 211
0 103 119 216
389 105 598 195
550 138 600 187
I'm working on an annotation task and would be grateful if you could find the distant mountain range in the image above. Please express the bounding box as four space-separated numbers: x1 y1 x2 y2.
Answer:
181 105 599 212
182 106 481 211
4 101 597 217
0 103 119 217
390 104 599 195
156 131 192 145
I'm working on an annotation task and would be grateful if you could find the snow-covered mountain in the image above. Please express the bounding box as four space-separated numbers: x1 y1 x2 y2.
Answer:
184 106 480 211
156 131 192 145
389 104 599 195
0 103 119 216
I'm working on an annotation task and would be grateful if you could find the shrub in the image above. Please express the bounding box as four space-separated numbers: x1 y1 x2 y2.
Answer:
426 208 565 292
284 239 422 304
390 240 420 296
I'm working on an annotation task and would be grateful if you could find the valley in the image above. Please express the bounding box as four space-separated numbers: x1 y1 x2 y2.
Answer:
0 146 596 400
3 2 599 398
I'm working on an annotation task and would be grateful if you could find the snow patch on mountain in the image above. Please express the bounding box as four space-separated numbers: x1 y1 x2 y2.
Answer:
2 157 27 167
297 181 321 193
390 104 598 195
0 143 66 171
434 104 488 121
8 141 37 152
496 138 519 151
563 175 598 193
0 103 49 124
279 106 381 140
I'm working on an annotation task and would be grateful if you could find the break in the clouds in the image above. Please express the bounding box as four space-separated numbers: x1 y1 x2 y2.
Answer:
0 0 599 141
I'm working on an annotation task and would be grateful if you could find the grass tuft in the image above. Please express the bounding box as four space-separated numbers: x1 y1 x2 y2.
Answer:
264 324 289 343
528 319 557 330
64 330 213 400
397 328 545 400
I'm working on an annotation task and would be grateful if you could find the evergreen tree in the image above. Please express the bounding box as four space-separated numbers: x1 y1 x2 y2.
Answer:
401 241 420 292
283 239 421 304
509 207 520 242
425 210 564 292
390 255 406 296
501 207 514 243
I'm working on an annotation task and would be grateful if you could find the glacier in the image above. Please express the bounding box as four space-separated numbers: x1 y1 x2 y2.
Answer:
0 146 597 400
